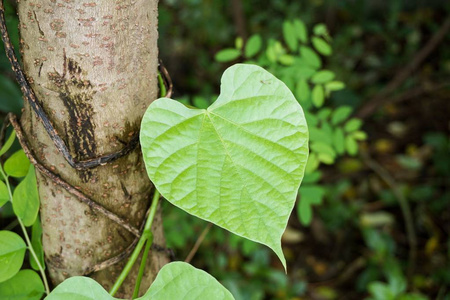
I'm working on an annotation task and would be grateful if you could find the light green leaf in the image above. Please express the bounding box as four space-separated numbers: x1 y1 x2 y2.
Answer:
295 80 310 103
0 129 15 157
283 20 297 52
0 231 26 282
333 128 345 155
245 34 262 58
304 152 319 174
344 118 363 132
351 130 367 141
142 262 234 300
368 282 395 300
311 70 335 84
325 81 345 92
312 85 325 107
30 217 45 271
4 150 30 178
278 54 294 66
297 197 312 226
45 276 111 300
312 37 332 56
331 106 352 125
293 19 308 43
299 46 321 69
215 49 241 62
13 165 40 226
0 180 9 207
235 37 243 50
0 269 45 300
141 64 309 269
345 136 358 156
300 185 326 206
311 142 336 159
46 262 235 300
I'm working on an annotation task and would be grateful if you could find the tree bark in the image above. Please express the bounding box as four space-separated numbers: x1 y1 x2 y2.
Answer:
17 0 168 297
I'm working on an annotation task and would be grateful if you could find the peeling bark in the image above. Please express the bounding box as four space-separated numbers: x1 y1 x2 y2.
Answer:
17 0 168 297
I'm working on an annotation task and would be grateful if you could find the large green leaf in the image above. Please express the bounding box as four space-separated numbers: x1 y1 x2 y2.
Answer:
12 165 40 226
143 262 234 299
141 64 309 268
0 269 45 300
46 262 234 300
0 231 26 282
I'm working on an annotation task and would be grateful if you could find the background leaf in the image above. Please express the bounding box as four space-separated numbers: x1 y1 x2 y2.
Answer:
141 64 309 269
215 49 241 62
30 217 45 271
245 34 262 58
312 37 332 56
283 20 297 52
0 130 15 157
0 180 9 207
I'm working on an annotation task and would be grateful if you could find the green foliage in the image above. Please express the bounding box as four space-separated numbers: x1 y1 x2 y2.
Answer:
4 150 30 178
141 64 309 269
213 17 365 226
46 262 235 300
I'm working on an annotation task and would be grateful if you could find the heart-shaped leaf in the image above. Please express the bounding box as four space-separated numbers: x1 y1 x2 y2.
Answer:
46 262 234 300
141 64 309 268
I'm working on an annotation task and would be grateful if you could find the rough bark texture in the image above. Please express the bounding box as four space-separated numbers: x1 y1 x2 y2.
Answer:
17 0 168 297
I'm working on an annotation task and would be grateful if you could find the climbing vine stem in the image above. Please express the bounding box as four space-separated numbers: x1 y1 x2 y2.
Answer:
109 190 160 297
0 165 50 295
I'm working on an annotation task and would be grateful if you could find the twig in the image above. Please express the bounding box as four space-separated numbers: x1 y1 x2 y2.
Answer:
7 114 140 237
185 223 213 263
356 17 450 119
361 151 417 280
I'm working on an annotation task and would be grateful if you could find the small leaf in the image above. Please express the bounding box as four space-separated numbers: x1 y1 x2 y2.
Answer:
0 180 9 207
142 262 235 300
245 34 262 58
215 49 241 62
4 150 30 178
331 106 352 125
299 46 321 69
312 37 332 56
30 217 45 271
344 118 363 132
311 70 335 84
302 171 322 184
298 196 312 226
278 54 294 65
0 129 15 157
312 85 325 107
13 165 40 226
141 64 309 269
235 37 243 50
293 19 308 43
283 20 297 52
325 81 345 92
0 231 26 282
310 142 336 158
295 80 310 103
300 185 326 205
351 130 367 141
345 136 358 156
0 269 45 300
305 152 319 174
333 128 345 155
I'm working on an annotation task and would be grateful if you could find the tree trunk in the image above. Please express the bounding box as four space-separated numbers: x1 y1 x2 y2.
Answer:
17 0 169 297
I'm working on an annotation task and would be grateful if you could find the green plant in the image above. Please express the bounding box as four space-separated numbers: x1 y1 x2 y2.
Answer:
1 64 309 299
215 18 366 226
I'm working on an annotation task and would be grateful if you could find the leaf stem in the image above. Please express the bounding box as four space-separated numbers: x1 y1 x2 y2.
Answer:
0 165 50 295
132 235 153 299
109 189 160 296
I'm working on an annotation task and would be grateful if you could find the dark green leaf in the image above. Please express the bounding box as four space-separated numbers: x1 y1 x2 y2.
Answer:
0 180 9 207
13 165 40 226
333 128 345 155
331 106 352 125
0 231 26 282
0 269 44 300
297 196 312 226
344 118 363 132
30 217 45 271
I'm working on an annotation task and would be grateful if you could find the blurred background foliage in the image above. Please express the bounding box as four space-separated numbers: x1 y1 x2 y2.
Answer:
1 0 449 299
